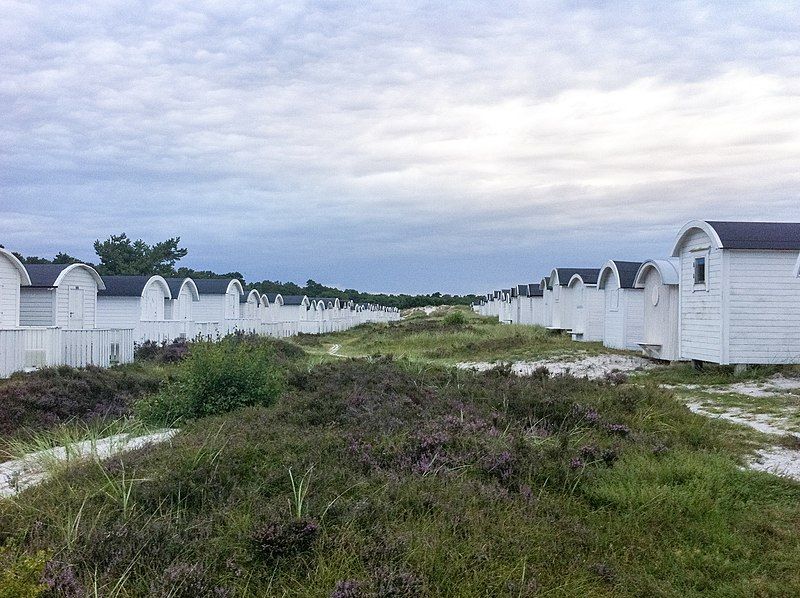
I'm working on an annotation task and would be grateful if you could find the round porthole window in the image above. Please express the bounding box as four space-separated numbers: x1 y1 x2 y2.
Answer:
651 286 660 306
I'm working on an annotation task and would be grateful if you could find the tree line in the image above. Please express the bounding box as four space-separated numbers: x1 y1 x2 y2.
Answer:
10 234 479 309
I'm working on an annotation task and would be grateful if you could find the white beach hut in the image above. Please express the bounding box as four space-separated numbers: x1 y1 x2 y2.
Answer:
20 263 105 329
499 289 513 324
671 220 800 366
566 270 604 342
193 278 245 335
280 295 312 334
539 278 553 328
526 284 544 326
96 275 173 343
164 278 200 323
549 269 599 332
0 248 31 328
240 289 262 325
633 259 681 361
514 285 529 324
597 260 644 351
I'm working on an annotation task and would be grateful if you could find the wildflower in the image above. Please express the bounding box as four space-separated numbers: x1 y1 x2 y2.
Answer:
604 423 631 436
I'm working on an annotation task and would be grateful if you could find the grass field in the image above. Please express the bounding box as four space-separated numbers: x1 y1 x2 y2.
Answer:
2 311 800 597
295 306 609 365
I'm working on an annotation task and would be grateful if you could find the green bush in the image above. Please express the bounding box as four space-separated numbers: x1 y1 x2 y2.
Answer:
442 310 467 327
136 336 286 424
0 546 47 598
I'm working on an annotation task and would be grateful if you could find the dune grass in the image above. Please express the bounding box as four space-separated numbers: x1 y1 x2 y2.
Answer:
295 307 608 365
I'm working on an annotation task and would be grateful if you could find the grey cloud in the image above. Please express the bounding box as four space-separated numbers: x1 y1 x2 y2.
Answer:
1 0 799 292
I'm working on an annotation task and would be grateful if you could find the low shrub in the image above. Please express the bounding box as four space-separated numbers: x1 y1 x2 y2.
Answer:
0 545 47 598
136 336 287 424
135 339 190 363
441 310 468 327
251 519 320 563
0 365 163 438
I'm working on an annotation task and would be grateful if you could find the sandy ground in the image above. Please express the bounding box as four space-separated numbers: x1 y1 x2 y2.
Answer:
0 429 177 498
686 401 800 481
672 375 800 398
458 353 654 380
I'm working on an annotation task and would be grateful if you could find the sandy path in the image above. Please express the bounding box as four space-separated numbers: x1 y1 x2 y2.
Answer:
0 429 177 498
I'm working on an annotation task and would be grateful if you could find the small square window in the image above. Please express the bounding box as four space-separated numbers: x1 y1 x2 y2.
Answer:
693 257 706 285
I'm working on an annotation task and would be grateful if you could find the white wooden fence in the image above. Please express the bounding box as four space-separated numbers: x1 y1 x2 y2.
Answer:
0 327 134 378
0 306 400 378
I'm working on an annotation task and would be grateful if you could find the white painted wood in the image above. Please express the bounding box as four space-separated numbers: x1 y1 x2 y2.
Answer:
634 259 681 361
598 262 645 351
0 250 29 328
674 227 723 363
568 276 604 342
20 288 56 327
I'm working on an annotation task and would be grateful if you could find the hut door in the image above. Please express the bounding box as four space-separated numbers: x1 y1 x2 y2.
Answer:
68 287 84 329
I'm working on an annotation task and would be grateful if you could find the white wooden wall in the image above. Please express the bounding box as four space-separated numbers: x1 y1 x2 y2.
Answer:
678 228 723 363
726 250 800 364
0 257 22 327
55 267 98 329
96 296 141 329
640 268 680 361
20 288 55 327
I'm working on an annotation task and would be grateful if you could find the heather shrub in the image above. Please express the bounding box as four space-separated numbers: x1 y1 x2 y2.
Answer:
135 339 190 363
0 365 162 438
251 519 320 563
150 561 230 598
136 336 286 424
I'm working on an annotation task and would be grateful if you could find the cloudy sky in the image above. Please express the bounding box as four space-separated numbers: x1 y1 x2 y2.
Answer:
2 1 799 293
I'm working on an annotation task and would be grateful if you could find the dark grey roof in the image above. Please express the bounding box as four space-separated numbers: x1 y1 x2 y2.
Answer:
706 221 800 250
282 295 307 306
98 275 157 297
527 284 544 297
193 278 239 295
265 293 280 302
23 264 73 287
163 277 192 297
609 261 644 288
517 284 529 296
554 268 600 285
540 277 551 290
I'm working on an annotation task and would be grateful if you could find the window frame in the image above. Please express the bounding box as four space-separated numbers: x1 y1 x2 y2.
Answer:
692 252 709 291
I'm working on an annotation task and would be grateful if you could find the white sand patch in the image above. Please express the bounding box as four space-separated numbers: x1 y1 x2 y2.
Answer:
0 429 177 498
457 354 653 380
711 375 800 398
686 402 796 436
749 447 800 481
328 344 342 355
685 401 800 482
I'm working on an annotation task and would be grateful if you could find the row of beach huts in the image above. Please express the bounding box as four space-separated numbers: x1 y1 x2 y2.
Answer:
0 250 400 377
474 220 800 368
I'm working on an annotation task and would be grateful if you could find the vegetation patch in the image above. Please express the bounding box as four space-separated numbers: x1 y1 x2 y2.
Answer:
0 365 163 442
3 353 800 596
135 335 296 425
